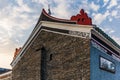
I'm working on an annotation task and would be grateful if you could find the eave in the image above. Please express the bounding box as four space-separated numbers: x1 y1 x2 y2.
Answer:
91 28 120 56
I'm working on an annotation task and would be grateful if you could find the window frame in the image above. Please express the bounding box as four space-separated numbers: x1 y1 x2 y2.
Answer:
99 56 116 73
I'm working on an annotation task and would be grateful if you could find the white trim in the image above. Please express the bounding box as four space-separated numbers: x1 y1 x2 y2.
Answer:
42 29 90 38
41 21 93 32
0 71 12 77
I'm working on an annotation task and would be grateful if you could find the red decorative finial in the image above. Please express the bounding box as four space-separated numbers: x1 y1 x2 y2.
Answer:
13 47 21 59
70 9 92 25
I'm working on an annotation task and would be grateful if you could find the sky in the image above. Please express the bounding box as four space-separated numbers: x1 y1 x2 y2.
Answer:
0 0 120 69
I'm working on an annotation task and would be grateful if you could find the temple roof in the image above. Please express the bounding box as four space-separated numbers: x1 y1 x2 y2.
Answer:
35 9 92 28
36 9 76 26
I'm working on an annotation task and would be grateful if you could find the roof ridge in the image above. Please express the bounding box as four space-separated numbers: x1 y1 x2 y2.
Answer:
94 26 120 49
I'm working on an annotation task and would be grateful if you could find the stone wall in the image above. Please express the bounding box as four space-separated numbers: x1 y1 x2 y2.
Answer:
12 30 90 80
12 43 41 80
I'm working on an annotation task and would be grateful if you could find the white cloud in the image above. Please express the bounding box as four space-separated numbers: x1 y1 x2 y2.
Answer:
101 28 120 45
108 18 112 22
103 0 109 7
107 0 117 9
31 0 73 19
0 0 39 68
93 13 104 24
97 0 100 3
0 54 12 69
31 0 49 10
111 10 118 17
15 0 33 13
50 0 73 19
77 1 90 12
77 1 100 13
32 0 49 4
117 5 120 9
90 2 100 12
93 10 110 25
111 36 120 45
102 28 115 34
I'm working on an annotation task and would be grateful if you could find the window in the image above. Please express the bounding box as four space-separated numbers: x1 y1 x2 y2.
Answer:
50 54 53 61
99 56 115 73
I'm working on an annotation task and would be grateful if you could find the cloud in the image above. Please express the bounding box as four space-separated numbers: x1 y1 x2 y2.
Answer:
102 28 115 34
106 10 119 21
108 18 113 22
101 27 120 45
107 0 117 9
111 36 120 45
31 0 74 19
77 1 98 13
93 10 110 25
31 0 49 9
103 0 109 7
97 0 100 3
32 0 48 4
90 2 100 12
117 5 120 9
0 53 12 69
0 0 40 68
111 10 118 17
52 0 73 18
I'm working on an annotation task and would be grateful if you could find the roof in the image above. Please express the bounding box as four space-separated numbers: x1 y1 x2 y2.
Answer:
35 9 76 27
0 68 11 74
92 25 120 57
94 26 120 49
35 9 92 28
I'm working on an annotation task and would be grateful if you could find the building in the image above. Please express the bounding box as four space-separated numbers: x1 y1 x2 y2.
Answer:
11 9 120 80
0 68 11 75
0 68 11 80
0 71 12 80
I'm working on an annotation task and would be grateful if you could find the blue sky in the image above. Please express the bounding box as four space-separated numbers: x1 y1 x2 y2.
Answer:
0 0 120 68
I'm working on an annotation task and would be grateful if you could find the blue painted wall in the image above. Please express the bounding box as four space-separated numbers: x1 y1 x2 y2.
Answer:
90 42 120 80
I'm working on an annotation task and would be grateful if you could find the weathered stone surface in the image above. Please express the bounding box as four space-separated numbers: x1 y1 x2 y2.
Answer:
12 30 90 80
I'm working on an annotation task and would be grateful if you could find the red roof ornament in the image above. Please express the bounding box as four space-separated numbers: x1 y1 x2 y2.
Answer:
13 47 21 59
70 9 92 25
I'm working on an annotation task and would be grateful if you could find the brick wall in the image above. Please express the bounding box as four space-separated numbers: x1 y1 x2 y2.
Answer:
12 30 90 80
